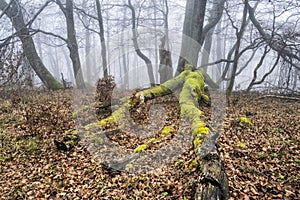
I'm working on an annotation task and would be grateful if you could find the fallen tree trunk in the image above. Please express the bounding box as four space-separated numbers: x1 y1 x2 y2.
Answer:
81 64 229 199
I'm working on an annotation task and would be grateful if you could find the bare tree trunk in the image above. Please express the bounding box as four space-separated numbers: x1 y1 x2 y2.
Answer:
159 35 173 83
200 0 226 72
158 0 173 83
56 0 85 89
95 0 108 78
246 46 270 91
127 0 155 87
226 1 248 97
0 0 62 89
176 0 208 74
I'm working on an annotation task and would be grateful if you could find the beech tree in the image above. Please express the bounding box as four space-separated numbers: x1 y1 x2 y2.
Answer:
80 0 229 199
55 0 85 89
0 0 63 89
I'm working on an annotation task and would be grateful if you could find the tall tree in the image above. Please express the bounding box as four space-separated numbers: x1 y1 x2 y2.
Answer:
176 0 208 74
0 0 62 89
158 0 173 83
200 0 226 71
127 0 155 86
56 0 85 89
95 0 108 78
226 0 249 97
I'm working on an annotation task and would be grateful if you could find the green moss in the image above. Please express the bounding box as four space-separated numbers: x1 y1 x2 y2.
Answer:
99 117 113 127
84 122 101 131
148 138 158 143
125 163 134 169
184 64 195 71
238 116 253 126
193 137 202 148
188 156 200 170
236 141 246 148
134 144 148 152
160 125 176 137
99 107 126 126
180 104 203 119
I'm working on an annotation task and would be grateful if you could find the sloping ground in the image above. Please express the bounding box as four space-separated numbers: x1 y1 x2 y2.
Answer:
219 92 300 199
0 89 299 199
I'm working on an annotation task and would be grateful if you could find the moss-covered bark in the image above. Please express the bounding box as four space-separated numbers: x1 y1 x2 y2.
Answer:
81 64 229 199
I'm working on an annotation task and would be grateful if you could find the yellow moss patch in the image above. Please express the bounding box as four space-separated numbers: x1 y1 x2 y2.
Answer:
99 107 126 126
236 141 246 148
238 116 253 126
84 122 101 131
134 144 148 152
160 125 176 137
147 137 159 143
193 137 202 148
188 156 200 170
192 118 209 136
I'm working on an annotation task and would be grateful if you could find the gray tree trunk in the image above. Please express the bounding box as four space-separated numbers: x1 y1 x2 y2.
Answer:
56 0 85 89
226 1 248 97
127 0 155 87
200 0 226 72
95 0 108 78
176 0 208 74
0 0 62 89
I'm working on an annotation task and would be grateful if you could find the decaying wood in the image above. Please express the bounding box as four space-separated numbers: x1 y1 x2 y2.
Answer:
195 146 230 200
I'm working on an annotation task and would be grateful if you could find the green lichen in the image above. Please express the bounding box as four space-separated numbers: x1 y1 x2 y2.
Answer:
238 116 253 127
160 125 176 137
134 144 148 152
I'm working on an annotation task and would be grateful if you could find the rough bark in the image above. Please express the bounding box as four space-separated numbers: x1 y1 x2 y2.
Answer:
195 147 230 200
0 0 63 90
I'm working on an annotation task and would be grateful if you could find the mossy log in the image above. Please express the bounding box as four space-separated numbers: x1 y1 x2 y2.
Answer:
83 64 229 199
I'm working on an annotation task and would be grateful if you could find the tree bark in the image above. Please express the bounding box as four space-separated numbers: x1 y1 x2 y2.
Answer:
0 0 63 90
158 35 173 83
95 0 108 78
176 0 208 74
81 64 229 199
127 0 155 87
226 1 248 98
56 0 85 89
200 0 226 72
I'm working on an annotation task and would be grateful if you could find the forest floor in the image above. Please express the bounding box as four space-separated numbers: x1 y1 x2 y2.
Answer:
0 88 299 199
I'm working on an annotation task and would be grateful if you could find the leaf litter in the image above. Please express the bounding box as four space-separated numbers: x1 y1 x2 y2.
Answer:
0 88 299 199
